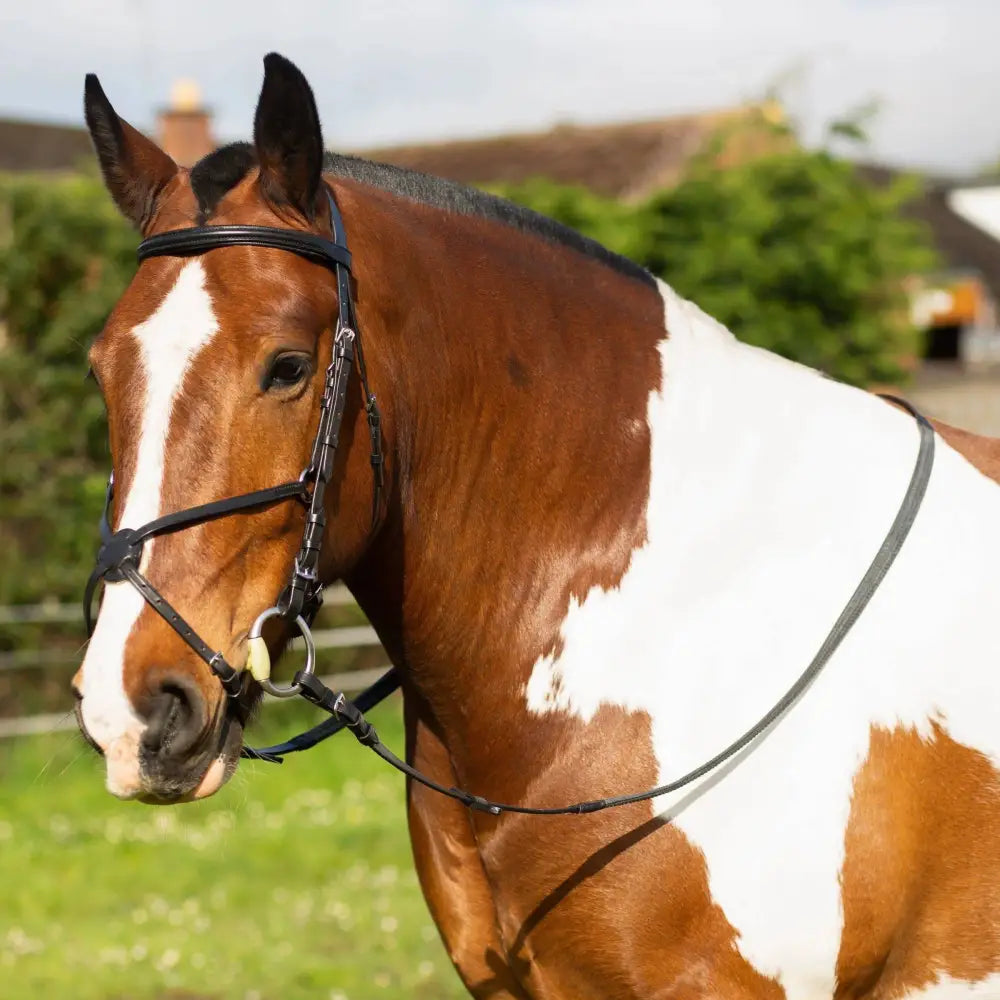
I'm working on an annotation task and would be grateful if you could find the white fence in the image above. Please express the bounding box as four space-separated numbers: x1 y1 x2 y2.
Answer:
0 586 387 739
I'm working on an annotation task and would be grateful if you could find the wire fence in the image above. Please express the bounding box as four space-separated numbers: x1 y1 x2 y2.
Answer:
0 587 387 739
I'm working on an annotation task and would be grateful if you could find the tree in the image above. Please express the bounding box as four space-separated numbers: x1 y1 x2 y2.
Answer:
0 173 134 604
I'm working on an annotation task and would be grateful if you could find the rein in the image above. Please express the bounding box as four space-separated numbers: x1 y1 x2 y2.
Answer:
84 190 935 812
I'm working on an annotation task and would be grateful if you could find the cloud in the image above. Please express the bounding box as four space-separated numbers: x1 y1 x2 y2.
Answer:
1 0 996 173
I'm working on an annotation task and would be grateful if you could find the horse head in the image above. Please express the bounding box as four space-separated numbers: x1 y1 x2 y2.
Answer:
74 55 387 802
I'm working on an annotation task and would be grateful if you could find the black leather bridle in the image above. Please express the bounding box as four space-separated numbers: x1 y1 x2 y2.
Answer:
83 187 936 813
84 189 394 727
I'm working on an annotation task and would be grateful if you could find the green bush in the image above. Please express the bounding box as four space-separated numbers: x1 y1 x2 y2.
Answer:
495 149 936 387
0 173 134 603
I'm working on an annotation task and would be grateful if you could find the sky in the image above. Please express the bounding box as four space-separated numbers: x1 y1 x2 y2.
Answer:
0 0 997 175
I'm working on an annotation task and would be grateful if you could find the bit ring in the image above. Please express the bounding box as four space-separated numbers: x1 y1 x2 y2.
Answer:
247 606 316 699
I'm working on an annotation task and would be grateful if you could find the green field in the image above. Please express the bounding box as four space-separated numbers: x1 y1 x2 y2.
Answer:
0 699 467 1000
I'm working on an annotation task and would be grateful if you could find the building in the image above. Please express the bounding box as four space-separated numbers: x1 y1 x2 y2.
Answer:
360 101 788 201
0 85 783 198
0 78 214 173
4 84 1000 431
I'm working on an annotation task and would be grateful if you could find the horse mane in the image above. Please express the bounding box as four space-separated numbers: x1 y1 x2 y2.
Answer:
188 142 654 287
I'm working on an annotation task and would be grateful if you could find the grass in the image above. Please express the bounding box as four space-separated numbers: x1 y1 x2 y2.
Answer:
0 699 468 1000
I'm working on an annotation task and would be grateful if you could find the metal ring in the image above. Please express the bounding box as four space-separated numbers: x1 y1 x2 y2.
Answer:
247 606 316 699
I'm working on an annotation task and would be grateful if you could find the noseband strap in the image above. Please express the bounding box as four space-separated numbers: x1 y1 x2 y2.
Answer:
84 190 387 708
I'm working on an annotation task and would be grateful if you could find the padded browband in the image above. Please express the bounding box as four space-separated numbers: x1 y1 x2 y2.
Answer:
137 225 352 271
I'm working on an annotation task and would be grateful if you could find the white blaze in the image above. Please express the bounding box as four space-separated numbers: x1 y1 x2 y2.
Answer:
79 262 219 796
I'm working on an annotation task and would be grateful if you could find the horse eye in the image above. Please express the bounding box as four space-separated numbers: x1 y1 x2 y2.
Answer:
265 354 311 390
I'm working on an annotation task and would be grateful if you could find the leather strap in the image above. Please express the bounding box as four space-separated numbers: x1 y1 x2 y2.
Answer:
125 481 308 546
120 563 243 697
241 667 401 761
138 225 352 271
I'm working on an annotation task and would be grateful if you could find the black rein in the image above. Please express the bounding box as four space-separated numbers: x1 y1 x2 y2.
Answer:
84 187 935 815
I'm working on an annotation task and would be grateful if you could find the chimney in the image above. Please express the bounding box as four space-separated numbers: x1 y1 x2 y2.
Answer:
157 79 214 167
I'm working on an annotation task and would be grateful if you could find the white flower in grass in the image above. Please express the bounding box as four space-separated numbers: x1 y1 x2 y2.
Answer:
130 943 148 961
185 830 210 851
292 896 315 924
208 810 236 833
379 916 398 934
48 814 72 840
328 992 348 1000
418 961 434 977
155 947 180 972
4 928 43 955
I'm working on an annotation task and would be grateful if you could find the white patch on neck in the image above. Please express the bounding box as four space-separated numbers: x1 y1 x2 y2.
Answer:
79 262 219 795
525 281 1000 995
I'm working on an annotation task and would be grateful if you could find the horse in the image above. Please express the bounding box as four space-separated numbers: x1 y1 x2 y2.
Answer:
73 53 1000 999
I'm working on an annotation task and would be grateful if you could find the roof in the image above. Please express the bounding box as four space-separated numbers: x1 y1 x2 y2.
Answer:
359 103 788 201
858 164 1000 306
0 117 93 173
1 102 784 200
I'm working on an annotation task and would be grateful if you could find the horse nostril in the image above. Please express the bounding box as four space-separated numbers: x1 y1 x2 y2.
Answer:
141 674 207 759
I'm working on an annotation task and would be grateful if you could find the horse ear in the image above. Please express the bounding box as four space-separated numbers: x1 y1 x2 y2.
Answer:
84 74 178 231
253 53 324 221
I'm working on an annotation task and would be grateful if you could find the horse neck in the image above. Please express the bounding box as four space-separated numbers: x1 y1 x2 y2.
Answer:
338 180 667 741
341 182 921 793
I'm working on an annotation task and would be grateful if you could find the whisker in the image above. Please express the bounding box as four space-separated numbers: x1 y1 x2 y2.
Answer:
32 713 86 783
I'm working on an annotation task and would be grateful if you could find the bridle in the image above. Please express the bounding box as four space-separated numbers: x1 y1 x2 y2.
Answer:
83 185 937 813
84 188 388 709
